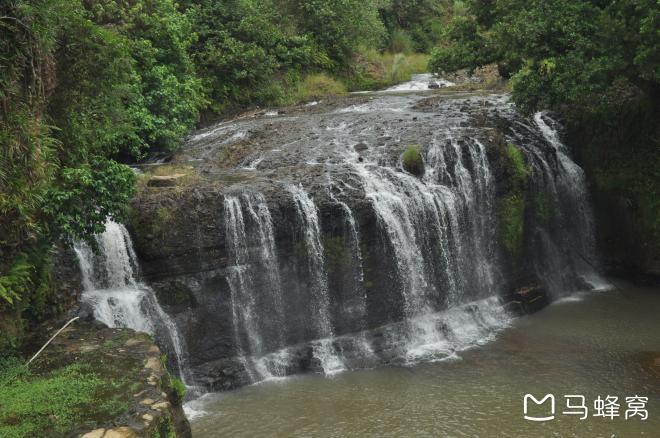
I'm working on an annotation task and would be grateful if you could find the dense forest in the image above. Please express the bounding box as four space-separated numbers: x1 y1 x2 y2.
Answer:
0 0 452 345
1 0 658 349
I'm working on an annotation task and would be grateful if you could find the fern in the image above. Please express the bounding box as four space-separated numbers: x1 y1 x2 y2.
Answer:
0 255 34 305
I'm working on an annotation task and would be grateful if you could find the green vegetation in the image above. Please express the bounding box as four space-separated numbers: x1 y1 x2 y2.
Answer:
429 0 659 113
496 143 530 257
402 145 425 176
504 143 529 188
1 1 457 345
349 50 430 90
292 74 348 102
379 0 452 53
171 377 187 404
0 357 128 437
429 1 658 268
497 194 526 257
565 86 660 258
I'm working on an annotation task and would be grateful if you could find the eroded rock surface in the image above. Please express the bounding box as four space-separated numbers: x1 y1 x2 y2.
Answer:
128 90 601 390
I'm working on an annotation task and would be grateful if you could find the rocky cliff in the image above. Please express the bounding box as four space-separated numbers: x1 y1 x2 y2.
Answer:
563 88 660 284
126 90 602 389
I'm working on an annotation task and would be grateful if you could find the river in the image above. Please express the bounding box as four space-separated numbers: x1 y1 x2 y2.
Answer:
187 281 660 436
77 74 660 436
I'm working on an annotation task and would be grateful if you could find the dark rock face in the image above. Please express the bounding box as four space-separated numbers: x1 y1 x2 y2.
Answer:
51 245 83 310
128 91 602 390
563 99 660 284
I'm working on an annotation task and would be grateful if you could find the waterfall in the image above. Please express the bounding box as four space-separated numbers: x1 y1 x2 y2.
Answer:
171 92 608 389
425 136 499 300
327 184 367 331
348 133 501 360
527 113 606 292
327 186 365 284
223 192 287 381
74 221 193 386
286 184 346 375
224 195 263 381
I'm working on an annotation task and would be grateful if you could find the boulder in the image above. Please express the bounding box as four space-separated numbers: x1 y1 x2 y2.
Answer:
147 174 185 188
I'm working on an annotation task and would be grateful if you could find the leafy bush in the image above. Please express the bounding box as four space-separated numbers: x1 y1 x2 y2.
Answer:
429 16 495 75
402 145 425 176
43 157 136 243
285 0 386 67
378 0 447 52
350 49 429 90
0 255 33 305
430 0 660 112
188 0 326 112
171 377 187 403
389 29 415 54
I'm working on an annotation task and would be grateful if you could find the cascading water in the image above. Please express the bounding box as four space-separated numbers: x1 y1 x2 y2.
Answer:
326 183 367 326
223 192 288 381
74 221 193 386
224 195 263 381
286 184 346 375
166 86 608 390
532 113 606 290
349 133 502 361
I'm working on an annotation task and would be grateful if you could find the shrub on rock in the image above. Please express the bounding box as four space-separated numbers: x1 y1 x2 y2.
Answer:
402 145 424 176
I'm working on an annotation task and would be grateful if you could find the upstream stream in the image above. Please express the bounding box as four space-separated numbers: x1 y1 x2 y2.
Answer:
76 74 659 435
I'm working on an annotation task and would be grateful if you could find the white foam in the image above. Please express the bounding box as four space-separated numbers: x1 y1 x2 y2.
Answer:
384 73 455 92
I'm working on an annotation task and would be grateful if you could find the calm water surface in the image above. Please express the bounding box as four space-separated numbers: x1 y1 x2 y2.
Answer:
189 282 660 437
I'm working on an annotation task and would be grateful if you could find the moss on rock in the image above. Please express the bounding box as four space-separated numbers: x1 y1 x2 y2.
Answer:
496 143 530 258
402 145 424 176
497 194 526 257
1 323 191 437
322 236 351 274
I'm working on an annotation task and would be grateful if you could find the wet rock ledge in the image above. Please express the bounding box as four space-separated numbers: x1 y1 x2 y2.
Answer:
30 321 191 437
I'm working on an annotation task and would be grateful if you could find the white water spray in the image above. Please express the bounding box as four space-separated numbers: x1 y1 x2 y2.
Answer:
74 221 193 386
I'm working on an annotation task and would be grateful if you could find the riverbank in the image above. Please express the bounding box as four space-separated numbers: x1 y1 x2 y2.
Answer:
0 322 190 437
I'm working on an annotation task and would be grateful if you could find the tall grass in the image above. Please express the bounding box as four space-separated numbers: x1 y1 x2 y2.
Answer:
263 51 430 108
388 29 415 54
353 48 430 89
292 73 348 102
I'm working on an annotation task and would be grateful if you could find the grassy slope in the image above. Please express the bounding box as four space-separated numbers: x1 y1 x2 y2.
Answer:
0 357 130 437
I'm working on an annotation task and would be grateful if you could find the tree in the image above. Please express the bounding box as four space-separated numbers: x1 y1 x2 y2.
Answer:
186 0 323 111
283 0 386 66
429 0 660 112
